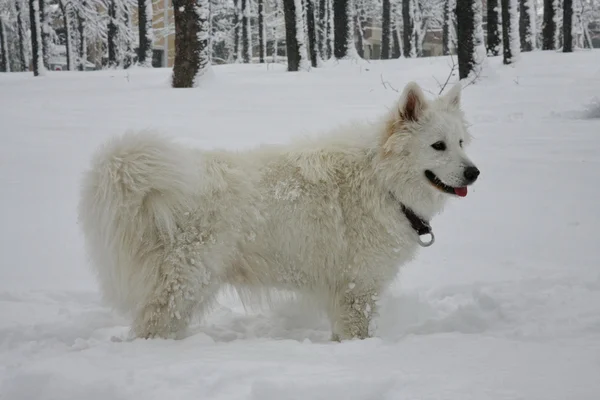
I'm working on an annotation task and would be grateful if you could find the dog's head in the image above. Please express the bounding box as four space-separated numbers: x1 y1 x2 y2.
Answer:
379 81 479 212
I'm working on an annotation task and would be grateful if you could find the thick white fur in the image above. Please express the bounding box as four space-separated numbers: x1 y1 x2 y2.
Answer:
78 81 478 341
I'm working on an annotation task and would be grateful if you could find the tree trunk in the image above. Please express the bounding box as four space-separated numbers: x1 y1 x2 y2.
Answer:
442 0 453 55
39 0 50 69
326 0 333 58
107 0 118 68
15 0 28 71
562 0 573 52
392 26 401 58
501 0 520 64
519 0 536 51
258 0 266 63
402 0 414 57
0 17 8 72
355 14 364 58
333 0 355 59
138 0 154 67
123 2 134 68
487 0 501 55
582 19 592 49
318 0 327 59
272 25 278 62
241 0 251 63
233 0 240 61
456 0 475 79
542 0 556 49
77 8 86 71
172 0 211 87
306 0 318 66
553 0 561 49
29 0 46 75
474 0 485 62
412 0 422 57
282 0 306 71
381 0 391 59
58 0 74 71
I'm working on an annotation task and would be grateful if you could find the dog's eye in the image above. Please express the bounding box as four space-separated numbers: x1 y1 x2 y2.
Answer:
459 140 463 148
431 141 446 151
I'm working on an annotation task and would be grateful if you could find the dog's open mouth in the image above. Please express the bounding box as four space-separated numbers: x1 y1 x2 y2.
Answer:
425 170 468 197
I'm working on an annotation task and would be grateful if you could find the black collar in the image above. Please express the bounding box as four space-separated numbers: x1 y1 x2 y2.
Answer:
389 192 435 247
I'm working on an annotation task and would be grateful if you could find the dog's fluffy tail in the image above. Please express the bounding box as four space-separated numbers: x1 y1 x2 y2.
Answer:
78 131 199 313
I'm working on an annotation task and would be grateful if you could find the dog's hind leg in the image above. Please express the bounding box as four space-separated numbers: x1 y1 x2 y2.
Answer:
131 255 221 339
328 286 379 341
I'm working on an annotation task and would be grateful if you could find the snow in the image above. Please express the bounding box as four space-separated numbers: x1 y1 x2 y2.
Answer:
1 50 600 399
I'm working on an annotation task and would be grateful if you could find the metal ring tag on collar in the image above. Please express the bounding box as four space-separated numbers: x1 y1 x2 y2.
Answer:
417 231 435 247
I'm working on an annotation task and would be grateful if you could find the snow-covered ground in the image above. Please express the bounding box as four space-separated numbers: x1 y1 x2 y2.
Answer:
1 51 599 399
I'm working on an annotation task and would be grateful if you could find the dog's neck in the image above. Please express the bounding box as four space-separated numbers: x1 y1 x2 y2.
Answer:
388 191 432 235
389 184 446 221
368 160 447 221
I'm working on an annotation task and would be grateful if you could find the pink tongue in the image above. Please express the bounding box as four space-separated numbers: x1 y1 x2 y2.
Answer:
454 187 468 197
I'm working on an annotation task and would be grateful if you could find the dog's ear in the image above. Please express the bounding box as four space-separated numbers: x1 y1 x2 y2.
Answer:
399 82 427 122
444 81 462 109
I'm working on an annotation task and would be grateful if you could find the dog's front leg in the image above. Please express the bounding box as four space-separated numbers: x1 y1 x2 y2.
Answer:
329 286 379 341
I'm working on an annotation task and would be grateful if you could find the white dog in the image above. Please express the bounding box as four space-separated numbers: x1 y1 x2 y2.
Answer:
78 81 479 341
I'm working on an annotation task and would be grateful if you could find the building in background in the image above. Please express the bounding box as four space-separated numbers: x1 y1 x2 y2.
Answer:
151 0 175 67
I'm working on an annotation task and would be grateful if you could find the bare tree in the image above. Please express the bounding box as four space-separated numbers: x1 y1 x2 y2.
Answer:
107 0 118 67
76 4 86 71
29 0 46 75
354 10 365 58
402 0 414 57
233 0 240 61
282 0 308 71
442 0 456 55
138 0 154 67
456 0 484 79
57 0 75 71
333 0 357 58
542 0 556 49
563 0 573 51
258 0 266 62
241 0 251 63
519 0 537 51
381 0 391 59
306 0 318 66
392 26 401 57
501 0 520 64
15 0 28 71
172 0 211 87
487 0 501 55
0 14 8 72
318 0 329 59
39 0 50 69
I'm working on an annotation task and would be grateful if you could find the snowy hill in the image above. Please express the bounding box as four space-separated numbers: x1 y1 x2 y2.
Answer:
1 51 600 399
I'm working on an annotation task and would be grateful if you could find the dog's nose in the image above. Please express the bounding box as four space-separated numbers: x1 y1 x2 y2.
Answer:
463 166 480 183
